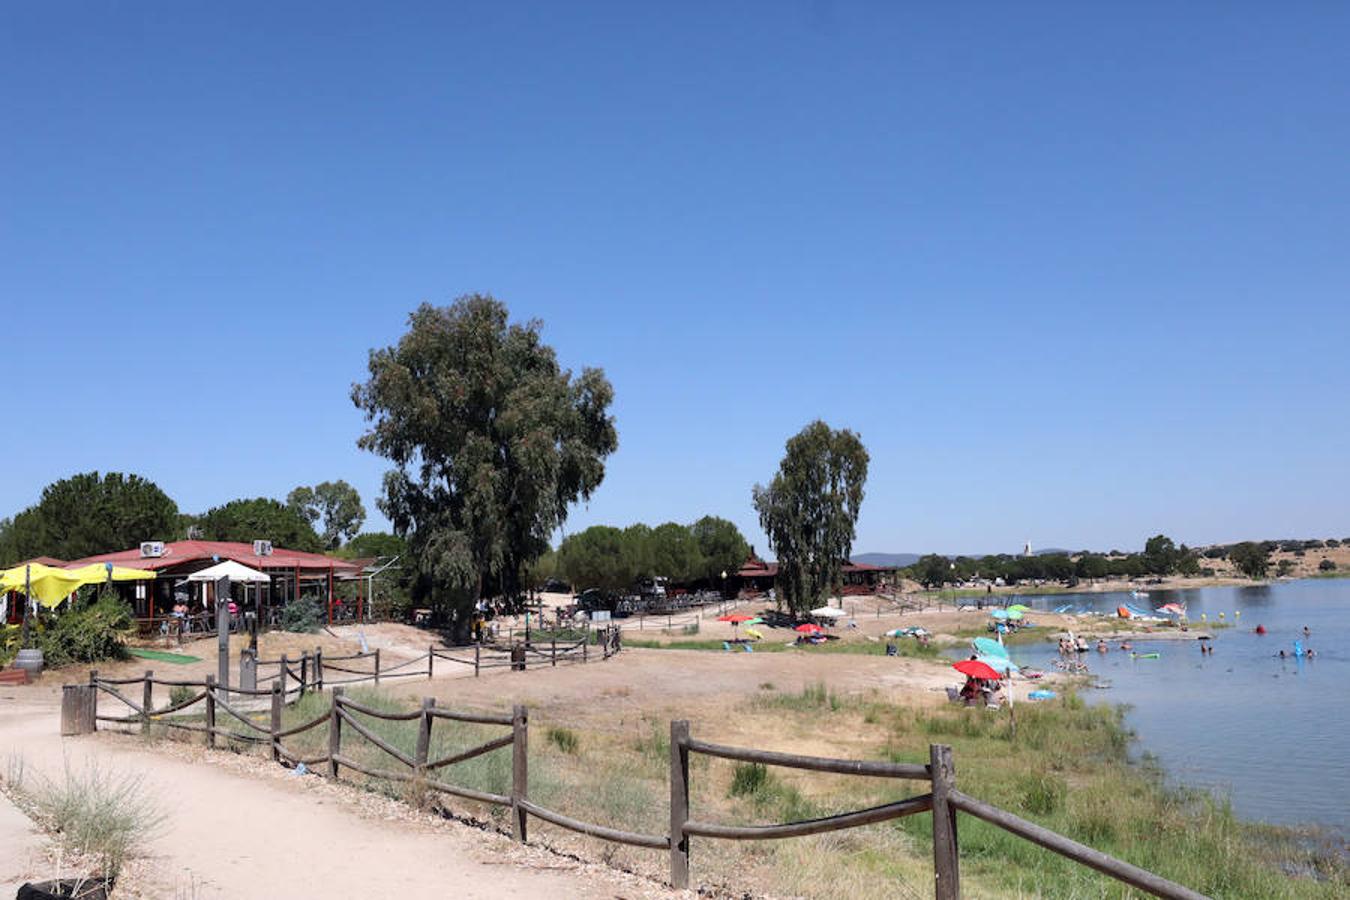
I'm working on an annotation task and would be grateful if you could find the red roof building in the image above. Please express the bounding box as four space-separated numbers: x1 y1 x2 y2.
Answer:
65 541 363 630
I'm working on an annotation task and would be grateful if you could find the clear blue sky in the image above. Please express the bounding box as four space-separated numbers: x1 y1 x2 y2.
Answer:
3 3 1347 556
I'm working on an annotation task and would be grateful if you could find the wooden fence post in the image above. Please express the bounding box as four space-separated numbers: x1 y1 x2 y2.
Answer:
551 638 557 667
314 648 324 691
141 670 154 734
669 720 691 889
583 638 588 664
204 675 217 750
61 684 97 736
930 743 960 900
474 644 480 677
279 654 289 697
328 688 344 779
270 681 283 763
427 645 435 680
415 697 434 786
300 652 309 696
373 649 381 685
511 704 528 843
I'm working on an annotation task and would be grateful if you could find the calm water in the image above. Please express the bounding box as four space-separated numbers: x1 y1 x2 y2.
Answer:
1000 579 1350 837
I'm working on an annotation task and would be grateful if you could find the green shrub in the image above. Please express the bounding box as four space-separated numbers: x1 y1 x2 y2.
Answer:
167 685 196 710
1018 772 1067 815
36 590 133 667
729 762 770 798
279 597 324 633
1319 559 1336 572
547 727 580 755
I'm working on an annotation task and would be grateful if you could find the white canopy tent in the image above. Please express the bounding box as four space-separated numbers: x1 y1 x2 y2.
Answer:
186 560 271 583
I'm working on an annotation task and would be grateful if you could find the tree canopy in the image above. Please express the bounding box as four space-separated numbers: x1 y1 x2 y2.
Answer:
0 471 179 564
752 421 869 615
198 497 322 552
554 517 749 591
287 480 366 549
353 295 617 622
1228 542 1270 579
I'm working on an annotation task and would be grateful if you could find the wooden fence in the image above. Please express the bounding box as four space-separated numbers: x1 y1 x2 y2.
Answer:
60 652 1205 900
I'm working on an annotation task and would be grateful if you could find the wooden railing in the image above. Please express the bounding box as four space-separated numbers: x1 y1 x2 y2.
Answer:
61 657 1205 899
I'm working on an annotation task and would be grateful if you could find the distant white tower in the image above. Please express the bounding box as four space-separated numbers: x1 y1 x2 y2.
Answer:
1024 541 1033 557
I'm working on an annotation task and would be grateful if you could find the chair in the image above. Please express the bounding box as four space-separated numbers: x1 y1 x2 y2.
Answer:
743 643 753 653
722 642 733 652
945 686 961 703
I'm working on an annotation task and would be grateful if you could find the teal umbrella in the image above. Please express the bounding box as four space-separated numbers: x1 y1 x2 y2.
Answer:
973 637 1008 658
975 655 1018 675
990 609 1010 620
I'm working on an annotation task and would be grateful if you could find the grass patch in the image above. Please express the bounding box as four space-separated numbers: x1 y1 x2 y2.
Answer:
547 726 580 755
3 758 164 881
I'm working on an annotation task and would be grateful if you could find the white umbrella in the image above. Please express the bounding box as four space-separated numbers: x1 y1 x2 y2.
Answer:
810 606 847 619
186 560 271 582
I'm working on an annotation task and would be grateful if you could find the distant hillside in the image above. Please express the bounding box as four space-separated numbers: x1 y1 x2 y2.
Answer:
852 552 921 567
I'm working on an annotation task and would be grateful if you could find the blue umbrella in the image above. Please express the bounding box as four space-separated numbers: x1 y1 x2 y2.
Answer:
973 637 1008 658
990 609 1010 620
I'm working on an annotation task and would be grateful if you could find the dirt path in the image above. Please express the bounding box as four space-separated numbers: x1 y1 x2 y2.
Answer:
0 695 673 899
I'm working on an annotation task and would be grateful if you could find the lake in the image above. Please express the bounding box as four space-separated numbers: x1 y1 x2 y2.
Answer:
1000 579 1350 838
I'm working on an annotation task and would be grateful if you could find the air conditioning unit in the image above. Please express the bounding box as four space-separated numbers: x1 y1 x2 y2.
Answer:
140 541 166 558
253 540 274 557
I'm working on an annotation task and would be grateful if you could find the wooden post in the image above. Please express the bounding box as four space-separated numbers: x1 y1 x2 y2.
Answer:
270 681 283 763
300 652 310 696
279 653 289 698
669 720 691 889
373 648 381 685
61 684 97 735
204 675 217 750
141 670 154 733
930 743 960 900
328 688 344 778
314 648 324 691
414 697 434 785
551 638 557 667
511 704 528 843
474 643 480 677
582 637 588 664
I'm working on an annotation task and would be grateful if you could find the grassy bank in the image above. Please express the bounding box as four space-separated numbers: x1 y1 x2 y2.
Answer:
184 682 1344 898
625 635 943 659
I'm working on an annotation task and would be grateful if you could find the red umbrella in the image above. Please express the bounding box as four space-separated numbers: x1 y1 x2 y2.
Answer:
718 614 754 623
953 660 1002 681
794 623 823 634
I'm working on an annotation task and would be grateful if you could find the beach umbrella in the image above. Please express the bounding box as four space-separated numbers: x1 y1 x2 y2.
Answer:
65 563 157 586
972 637 1008 658
718 614 754 623
1007 604 1030 613
989 609 1010 620
975 655 1019 675
0 564 84 607
794 623 823 634
952 659 1002 681
745 617 764 625
744 628 763 641
1006 609 1024 620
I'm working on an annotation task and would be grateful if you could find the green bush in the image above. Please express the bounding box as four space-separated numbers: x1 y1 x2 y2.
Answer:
167 685 196 710
1319 559 1337 572
729 762 770 797
279 597 324 633
36 590 133 668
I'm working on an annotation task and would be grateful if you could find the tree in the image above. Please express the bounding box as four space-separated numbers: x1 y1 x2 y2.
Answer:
354 296 617 624
1142 534 1179 576
1228 542 1270 580
1075 554 1109 581
752 421 869 615
0 472 179 564
650 522 702 583
338 531 408 560
689 516 750 583
198 498 322 552
1275 559 1295 577
557 526 632 592
287 480 366 549
1319 558 1337 572
913 554 952 589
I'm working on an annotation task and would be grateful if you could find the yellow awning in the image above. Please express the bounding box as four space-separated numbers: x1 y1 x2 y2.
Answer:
63 563 157 584
0 563 85 607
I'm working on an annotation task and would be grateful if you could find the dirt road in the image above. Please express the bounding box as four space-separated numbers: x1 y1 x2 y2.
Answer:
0 691 673 898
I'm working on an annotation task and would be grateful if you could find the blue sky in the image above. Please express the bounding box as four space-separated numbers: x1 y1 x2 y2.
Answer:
2 3 1347 556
